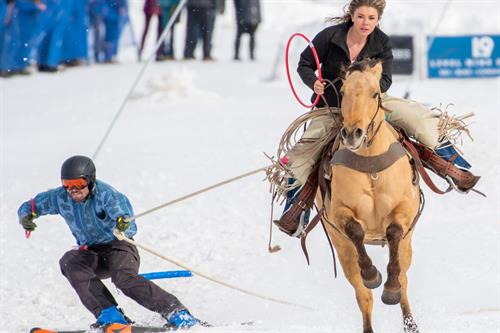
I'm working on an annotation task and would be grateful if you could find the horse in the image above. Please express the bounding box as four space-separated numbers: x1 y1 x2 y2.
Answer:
319 59 421 333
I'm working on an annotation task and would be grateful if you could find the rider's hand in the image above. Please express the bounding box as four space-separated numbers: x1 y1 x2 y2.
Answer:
116 216 130 232
313 79 325 95
21 215 37 232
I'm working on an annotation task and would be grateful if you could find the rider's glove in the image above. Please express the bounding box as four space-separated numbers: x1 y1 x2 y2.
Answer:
116 216 130 232
21 214 37 231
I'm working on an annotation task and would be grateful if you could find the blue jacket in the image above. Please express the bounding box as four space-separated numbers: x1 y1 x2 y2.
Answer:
18 180 137 246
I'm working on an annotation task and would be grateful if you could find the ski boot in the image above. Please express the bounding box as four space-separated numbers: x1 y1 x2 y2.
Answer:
90 306 130 330
165 309 200 330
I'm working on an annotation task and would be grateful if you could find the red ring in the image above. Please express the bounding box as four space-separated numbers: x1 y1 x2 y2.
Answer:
285 33 322 109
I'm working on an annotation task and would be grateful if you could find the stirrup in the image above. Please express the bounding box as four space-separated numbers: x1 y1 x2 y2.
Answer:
443 174 485 197
291 211 310 238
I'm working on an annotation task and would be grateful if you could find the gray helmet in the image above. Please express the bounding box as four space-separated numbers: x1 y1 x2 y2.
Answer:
61 155 96 191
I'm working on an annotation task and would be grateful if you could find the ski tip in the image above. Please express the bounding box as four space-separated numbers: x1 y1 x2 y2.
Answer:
104 323 132 333
30 329 57 333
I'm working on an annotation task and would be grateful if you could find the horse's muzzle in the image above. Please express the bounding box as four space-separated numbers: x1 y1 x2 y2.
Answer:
340 126 365 150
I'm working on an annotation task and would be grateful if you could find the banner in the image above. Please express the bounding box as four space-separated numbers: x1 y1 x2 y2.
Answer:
390 36 414 75
427 35 500 78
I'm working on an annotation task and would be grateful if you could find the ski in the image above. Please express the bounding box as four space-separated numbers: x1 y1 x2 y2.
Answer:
30 323 170 333
31 320 254 333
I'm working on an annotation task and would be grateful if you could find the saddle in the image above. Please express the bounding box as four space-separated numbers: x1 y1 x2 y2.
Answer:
274 131 482 238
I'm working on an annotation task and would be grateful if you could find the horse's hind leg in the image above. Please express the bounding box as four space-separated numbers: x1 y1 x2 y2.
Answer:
382 223 403 305
345 219 382 289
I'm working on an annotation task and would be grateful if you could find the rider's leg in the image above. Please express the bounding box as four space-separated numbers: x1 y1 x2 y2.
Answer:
382 94 472 168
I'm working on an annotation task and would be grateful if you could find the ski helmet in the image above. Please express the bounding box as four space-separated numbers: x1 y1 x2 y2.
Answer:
61 155 96 191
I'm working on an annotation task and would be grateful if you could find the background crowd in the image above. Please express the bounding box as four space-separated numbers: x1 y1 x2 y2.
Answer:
0 0 262 78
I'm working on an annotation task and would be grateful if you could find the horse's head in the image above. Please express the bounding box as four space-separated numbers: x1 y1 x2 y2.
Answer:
339 59 384 150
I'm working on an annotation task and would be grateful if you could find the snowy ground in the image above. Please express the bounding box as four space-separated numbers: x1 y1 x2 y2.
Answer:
1 1 499 333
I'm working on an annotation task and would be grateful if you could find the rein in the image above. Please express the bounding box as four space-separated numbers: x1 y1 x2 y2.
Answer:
364 93 384 147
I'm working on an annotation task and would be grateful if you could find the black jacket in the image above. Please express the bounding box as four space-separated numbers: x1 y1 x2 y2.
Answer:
234 0 261 25
187 0 224 11
297 21 393 108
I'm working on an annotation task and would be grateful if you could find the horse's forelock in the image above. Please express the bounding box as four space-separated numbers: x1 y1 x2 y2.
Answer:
346 58 382 76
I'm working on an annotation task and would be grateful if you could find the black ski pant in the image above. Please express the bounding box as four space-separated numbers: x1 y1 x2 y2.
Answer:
59 239 185 319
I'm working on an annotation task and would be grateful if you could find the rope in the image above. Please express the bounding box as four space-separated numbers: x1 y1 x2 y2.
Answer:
113 230 314 311
285 33 322 108
92 0 187 160
125 166 268 222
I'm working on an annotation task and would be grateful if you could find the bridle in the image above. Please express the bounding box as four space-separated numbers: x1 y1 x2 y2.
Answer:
360 92 384 148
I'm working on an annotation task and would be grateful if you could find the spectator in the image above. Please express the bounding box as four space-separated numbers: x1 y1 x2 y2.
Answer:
36 0 71 72
183 0 224 61
157 0 181 60
0 0 20 77
89 0 128 63
233 0 261 61
61 0 89 66
138 0 162 61
15 0 47 73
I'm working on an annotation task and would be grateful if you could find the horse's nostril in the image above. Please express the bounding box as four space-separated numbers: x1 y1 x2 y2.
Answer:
354 128 363 139
340 127 348 139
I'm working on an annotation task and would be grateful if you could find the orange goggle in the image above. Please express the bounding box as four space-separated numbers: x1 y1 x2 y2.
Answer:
62 178 88 190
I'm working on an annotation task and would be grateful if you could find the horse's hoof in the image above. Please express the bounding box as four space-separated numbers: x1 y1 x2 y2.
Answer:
381 288 401 305
403 314 419 333
362 269 382 289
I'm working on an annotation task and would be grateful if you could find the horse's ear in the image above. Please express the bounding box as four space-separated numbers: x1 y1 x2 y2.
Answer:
370 61 383 80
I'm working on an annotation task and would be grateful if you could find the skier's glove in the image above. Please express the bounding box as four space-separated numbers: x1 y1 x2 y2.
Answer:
116 216 130 232
21 215 37 231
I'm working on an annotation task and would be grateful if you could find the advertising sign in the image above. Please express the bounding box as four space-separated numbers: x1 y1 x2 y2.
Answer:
390 36 414 75
427 35 500 78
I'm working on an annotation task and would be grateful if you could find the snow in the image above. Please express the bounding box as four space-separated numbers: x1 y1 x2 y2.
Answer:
1 1 499 332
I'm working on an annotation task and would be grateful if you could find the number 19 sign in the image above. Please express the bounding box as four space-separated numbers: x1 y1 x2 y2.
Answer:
427 35 500 78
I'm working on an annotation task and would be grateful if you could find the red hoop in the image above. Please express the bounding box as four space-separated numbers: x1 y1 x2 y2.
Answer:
285 33 322 109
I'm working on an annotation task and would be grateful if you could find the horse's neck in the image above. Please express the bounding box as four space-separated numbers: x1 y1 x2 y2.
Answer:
358 123 397 156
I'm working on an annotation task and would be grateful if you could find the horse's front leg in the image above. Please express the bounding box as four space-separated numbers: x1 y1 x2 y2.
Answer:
382 222 403 305
328 222 374 333
344 218 382 290
384 207 420 332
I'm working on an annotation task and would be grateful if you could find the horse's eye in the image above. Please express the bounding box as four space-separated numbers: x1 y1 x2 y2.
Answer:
372 92 379 99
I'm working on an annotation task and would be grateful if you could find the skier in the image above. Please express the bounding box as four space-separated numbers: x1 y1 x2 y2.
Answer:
18 155 200 330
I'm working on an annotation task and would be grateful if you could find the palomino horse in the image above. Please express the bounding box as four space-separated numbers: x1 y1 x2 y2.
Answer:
321 59 421 333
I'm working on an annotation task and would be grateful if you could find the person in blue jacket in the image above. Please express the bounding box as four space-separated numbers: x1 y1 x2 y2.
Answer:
36 0 71 72
102 0 128 63
88 0 105 62
60 0 89 66
0 0 20 77
18 155 201 330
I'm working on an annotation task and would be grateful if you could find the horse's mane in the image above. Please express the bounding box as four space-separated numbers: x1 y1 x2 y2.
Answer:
340 58 382 79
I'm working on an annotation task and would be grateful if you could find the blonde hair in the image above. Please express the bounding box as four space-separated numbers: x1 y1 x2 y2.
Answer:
328 0 386 23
